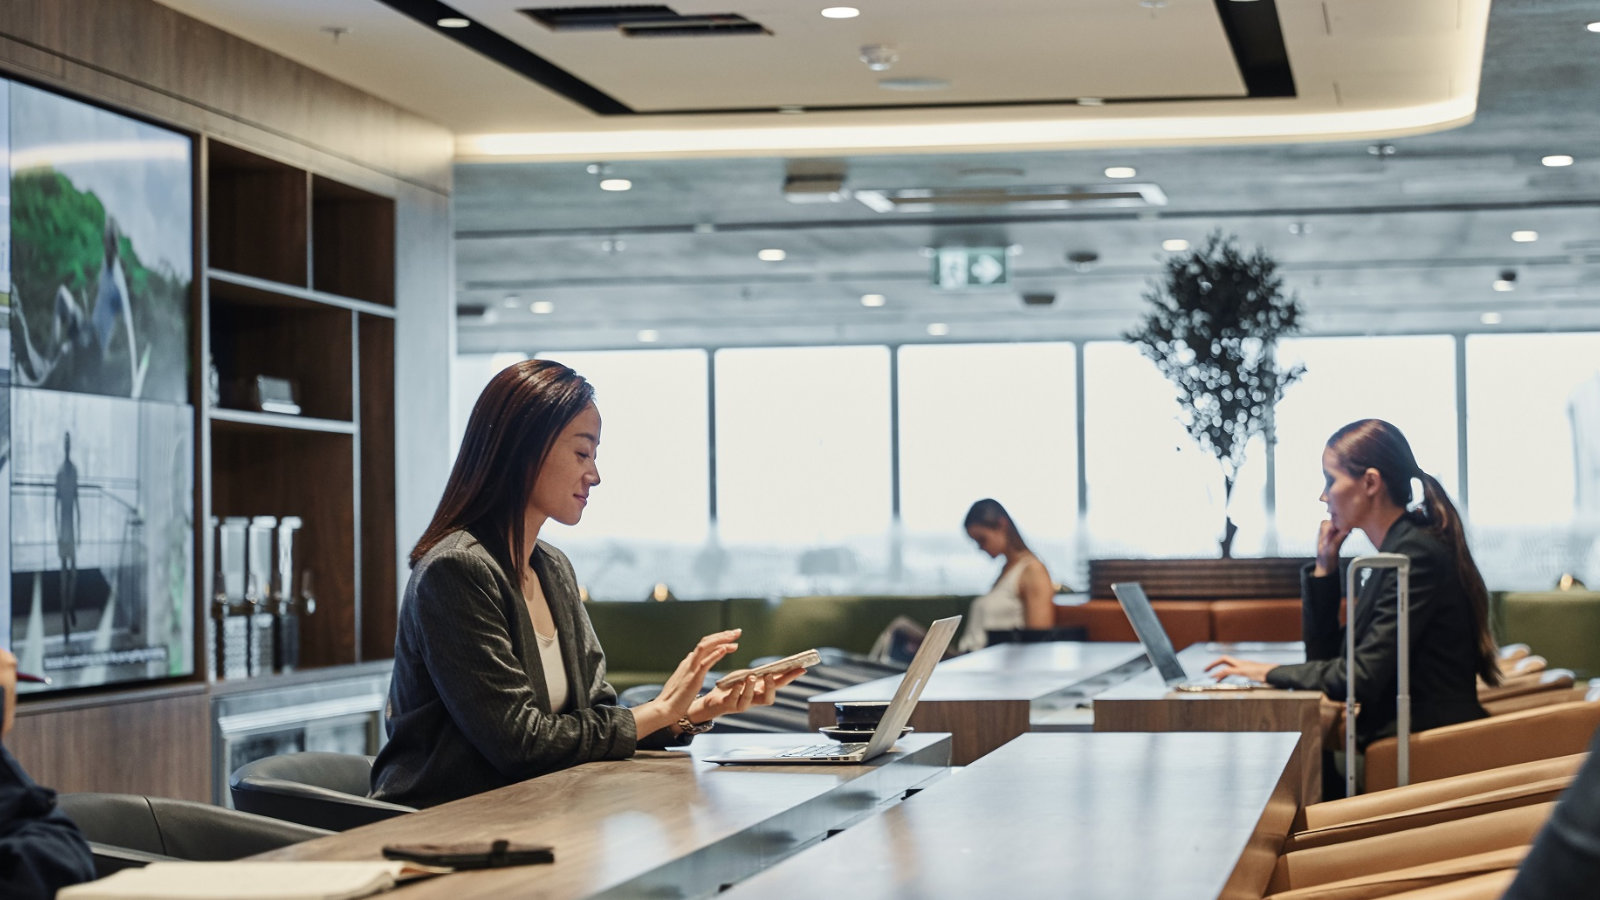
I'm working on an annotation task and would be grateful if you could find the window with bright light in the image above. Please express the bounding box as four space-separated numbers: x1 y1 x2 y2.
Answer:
1465 333 1600 588
1273 335 1458 557
450 352 528 459
898 343 1078 590
714 346 892 547
533 349 711 545
1083 341 1268 557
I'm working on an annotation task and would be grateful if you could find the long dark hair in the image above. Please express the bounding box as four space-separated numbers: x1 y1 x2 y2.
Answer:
1325 419 1500 685
963 498 1029 554
411 359 594 584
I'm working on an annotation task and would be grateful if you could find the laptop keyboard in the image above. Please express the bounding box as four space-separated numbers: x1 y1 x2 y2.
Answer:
777 742 868 758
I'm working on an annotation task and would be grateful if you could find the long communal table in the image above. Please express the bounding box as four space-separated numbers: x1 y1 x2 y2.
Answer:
255 732 950 899
723 731 1304 900
1086 642 1325 805
808 641 1146 764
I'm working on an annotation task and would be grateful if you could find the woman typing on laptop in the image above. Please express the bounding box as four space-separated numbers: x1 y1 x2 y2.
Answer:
371 360 803 808
1206 419 1499 793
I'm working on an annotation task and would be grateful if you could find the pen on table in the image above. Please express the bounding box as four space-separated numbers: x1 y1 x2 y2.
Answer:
16 672 51 685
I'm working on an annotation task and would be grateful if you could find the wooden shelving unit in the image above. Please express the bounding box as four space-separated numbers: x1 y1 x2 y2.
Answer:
202 139 398 676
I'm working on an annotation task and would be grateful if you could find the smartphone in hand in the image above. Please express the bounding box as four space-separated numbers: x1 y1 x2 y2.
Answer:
715 649 821 690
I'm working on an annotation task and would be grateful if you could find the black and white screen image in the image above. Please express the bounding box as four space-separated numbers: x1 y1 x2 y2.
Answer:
9 388 193 689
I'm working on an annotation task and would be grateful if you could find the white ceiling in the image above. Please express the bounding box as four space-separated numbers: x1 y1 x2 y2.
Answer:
156 0 1490 159
148 0 1600 351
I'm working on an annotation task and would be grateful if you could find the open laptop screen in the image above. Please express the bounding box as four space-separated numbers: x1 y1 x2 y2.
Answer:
1110 582 1189 685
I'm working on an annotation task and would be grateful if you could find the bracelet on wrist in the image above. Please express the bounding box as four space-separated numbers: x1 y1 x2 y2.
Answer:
676 715 714 735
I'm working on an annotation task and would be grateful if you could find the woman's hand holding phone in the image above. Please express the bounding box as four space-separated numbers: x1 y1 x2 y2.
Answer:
690 665 806 721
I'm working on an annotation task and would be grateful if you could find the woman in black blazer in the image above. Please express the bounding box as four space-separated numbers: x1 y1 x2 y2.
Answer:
372 359 800 808
1207 420 1500 762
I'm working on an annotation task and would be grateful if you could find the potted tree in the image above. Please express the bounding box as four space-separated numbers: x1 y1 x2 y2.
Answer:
1125 231 1305 558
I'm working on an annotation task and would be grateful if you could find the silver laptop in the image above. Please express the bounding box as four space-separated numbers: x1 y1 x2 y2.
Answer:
1109 582 1268 692
702 615 961 764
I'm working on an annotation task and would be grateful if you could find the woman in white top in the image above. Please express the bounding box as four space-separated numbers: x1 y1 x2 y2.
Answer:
959 499 1056 651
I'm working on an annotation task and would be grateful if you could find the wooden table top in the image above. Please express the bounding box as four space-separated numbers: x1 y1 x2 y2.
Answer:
1092 642 1315 702
935 640 1144 674
814 641 1145 705
722 731 1303 900
256 732 951 899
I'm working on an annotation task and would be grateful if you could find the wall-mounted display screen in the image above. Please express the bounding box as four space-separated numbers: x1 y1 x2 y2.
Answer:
3 78 194 692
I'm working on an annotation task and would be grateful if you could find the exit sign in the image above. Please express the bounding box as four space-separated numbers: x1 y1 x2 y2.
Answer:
933 247 1009 289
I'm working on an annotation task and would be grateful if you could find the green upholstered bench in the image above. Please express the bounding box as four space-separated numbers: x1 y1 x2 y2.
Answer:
583 599 730 692
1497 590 1600 679
724 595 972 665
584 594 974 691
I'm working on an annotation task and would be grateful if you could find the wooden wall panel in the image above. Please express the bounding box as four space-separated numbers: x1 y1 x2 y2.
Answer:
0 0 453 195
11 685 211 802
359 315 399 662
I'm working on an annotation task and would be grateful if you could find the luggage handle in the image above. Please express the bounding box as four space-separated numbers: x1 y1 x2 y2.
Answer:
1346 552 1411 797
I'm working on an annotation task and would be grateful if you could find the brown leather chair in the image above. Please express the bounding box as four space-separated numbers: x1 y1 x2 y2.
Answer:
1055 599 1212 646
1482 683 1589 716
1264 845 1525 900
1491 655 1548 680
1268 803 1553 893
1209 598 1303 643
1301 753 1586 832
1479 669 1575 707
1286 777 1571 851
1377 869 1518 899
1364 700 1600 791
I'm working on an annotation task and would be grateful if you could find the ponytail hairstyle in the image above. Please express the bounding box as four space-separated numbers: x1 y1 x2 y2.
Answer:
963 498 1029 554
412 359 595 586
1325 419 1500 686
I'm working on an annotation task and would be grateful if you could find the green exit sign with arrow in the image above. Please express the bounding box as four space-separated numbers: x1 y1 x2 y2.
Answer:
933 247 1009 289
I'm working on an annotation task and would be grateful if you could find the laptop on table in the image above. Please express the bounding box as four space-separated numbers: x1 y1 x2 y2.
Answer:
1109 582 1270 692
702 615 961 765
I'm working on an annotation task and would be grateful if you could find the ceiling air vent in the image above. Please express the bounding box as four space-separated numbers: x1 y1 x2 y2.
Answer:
456 302 490 319
853 184 1169 213
521 6 768 36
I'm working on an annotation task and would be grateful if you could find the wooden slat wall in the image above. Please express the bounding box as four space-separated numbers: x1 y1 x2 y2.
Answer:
1089 557 1312 600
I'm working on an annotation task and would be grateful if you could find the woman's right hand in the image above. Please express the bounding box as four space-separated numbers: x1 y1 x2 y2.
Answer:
630 629 740 737
1313 519 1351 577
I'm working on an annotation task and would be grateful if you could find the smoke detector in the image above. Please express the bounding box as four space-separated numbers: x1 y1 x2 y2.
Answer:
860 44 899 71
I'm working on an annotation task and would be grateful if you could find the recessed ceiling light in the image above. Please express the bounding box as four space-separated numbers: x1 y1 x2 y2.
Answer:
860 293 886 307
599 178 632 191
821 7 860 18
1542 154 1575 167
926 322 950 337
1587 21 1600 33
757 248 787 261
436 17 470 28
1162 238 1189 252
1480 312 1503 325
501 294 521 308
878 78 951 92
637 329 660 343
530 301 554 315
1511 230 1539 243
1077 97 1105 107
1104 166 1137 179
1492 279 1516 292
